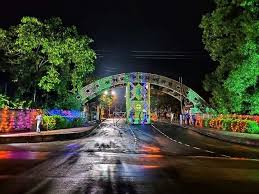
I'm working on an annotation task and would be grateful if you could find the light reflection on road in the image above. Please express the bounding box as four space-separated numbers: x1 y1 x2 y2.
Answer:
0 150 49 160
140 145 161 153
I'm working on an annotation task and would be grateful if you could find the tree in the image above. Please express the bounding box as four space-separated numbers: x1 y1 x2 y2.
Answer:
200 0 259 114
99 94 113 109
0 17 96 107
0 94 31 109
150 91 180 113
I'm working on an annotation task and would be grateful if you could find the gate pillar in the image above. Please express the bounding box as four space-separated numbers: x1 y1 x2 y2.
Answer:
126 79 151 124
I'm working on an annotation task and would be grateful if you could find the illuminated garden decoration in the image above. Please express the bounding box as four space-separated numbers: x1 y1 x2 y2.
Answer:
17 111 26 130
47 109 82 121
0 108 40 133
0 107 10 132
194 114 259 134
9 111 15 130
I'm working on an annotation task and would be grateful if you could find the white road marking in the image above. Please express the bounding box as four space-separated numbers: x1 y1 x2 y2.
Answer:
151 124 230 158
151 124 235 159
205 150 215 154
221 154 231 158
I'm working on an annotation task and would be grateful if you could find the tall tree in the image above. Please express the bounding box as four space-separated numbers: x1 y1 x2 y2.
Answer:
200 0 259 114
99 93 115 110
0 17 96 107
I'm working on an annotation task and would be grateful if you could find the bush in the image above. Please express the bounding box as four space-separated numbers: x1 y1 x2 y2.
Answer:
246 120 259 134
203 118 211 128
71 118 85 127
52 115 68 129
222 119 233 131
200 115 259 134
43 115 85 130
43 116 56 130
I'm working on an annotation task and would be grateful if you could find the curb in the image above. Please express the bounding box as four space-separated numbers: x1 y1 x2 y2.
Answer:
190 127 259 147
157 121 259 147
0 125 98 144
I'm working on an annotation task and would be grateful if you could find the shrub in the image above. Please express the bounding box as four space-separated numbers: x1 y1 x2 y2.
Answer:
71 118 85 127
222 119 233 131
43 116 56 130
52 115 68 129
201 115 259 134
203 118 211 128
229 119 247 133
43 115 85 130
209 118 217 128
237 120 247 133
246 121 259 134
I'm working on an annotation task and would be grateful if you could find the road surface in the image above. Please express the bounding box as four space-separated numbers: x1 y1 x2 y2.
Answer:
1 119 259 194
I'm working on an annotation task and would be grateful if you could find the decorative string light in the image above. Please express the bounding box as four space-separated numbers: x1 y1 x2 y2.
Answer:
0 107 9 132
9 111 15 131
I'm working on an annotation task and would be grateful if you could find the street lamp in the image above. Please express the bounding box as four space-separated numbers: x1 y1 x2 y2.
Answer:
104 90 108 95
111 90 116 96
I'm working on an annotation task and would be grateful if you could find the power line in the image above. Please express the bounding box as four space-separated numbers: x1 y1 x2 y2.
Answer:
134 57 193 60
131 50 205 53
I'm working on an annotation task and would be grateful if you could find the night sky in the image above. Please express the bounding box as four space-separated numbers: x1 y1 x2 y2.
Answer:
0 0 217 100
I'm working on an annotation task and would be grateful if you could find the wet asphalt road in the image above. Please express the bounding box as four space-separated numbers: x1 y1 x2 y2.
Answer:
1 119 259 194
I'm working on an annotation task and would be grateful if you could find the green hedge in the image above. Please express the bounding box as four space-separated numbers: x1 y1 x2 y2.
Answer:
203 118 211 128
43 115 85 130
43 116 56 130
246 120 259 134
221 119 233 131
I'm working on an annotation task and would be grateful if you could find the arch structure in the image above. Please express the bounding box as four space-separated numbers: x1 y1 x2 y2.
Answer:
78 72 210 113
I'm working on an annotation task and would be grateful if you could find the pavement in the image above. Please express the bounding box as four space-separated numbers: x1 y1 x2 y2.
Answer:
1 119 259 194
0 124 97 144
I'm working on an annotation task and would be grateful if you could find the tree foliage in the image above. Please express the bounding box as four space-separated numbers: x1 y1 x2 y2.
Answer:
150 92 180 113
200 0 259 114
0 16 96 108
0 94 31 109
99 94 114 109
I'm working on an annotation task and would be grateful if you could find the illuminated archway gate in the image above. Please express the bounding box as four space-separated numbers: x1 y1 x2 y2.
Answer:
78 72 210 124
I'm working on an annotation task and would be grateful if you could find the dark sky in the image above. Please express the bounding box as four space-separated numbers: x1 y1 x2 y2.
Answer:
0 0 217 100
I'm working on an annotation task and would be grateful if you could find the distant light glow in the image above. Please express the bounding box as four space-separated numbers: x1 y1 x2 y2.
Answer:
111 90 116 96
142 165 160 169
104 90 108 95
